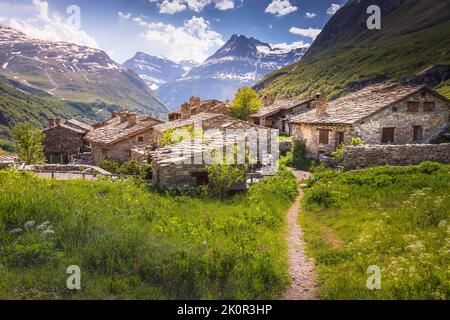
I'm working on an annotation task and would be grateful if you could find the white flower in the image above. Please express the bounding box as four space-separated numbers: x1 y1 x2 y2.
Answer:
24 220 35 230
41 229 55 236
36 221 51 230
437 220 447 228
9 228 23 234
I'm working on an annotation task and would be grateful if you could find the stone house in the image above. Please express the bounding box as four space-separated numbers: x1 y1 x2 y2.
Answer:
43 117 93 164
289 84 450 158
250 95 314 134
150 128 278 190
153 112 259 147
168 96 230 121
85 110 163 163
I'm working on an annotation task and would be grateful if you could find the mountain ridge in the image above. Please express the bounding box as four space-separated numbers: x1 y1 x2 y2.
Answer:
255 0 450 100
156 34 308 109
0 25 168 120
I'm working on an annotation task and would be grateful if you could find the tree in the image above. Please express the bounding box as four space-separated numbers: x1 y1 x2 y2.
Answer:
231 87 262 121
206 164 247 199
12 122 45 164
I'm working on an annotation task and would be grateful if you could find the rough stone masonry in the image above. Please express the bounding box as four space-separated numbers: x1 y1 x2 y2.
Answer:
343 143 450 170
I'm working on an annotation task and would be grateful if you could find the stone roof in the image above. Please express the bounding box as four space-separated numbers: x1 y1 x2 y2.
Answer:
65 119 93 132
153 113 225 133
0 153 20 163
151 130 267 166
289 84 437 125
251 98 313 118
85 115 162 145
43 122 86 134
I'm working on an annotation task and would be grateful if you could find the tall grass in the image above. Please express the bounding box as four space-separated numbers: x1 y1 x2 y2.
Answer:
300 162 450 300
0 168 297 299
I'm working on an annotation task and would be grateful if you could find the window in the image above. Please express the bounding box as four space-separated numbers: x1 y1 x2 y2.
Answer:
423 102 435 112
382 127 395 143
318 129 329 144
137 136 144 142
336 132 344 145
413 126 423 141
407 102 419 112
392 106 398 112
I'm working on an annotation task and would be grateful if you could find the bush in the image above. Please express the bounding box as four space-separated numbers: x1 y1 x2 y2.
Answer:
291 140 312 170
99 158 152 179
206 164 247 198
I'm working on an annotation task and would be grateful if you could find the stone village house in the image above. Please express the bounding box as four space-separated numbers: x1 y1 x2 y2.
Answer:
289 83 450 158
84 110 163 163
153 112 260 148
43 117 93 164
168 96 230 122
150 128 278 190
250 94 314 134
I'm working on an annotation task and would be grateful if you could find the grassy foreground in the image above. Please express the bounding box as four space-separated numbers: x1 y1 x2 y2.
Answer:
300 162 450 300
0 169 297 299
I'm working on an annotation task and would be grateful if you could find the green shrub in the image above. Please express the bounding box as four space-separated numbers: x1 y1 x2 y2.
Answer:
99 159 152 179
290 139 312 170
206 164 247 198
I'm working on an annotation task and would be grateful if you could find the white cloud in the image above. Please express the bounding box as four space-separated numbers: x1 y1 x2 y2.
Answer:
327 3 341 15
150 0 235 14
272 41 310 51
289 27 321 40
159 0 187 14
305 12 316 18
265 0 297 17
214 0 235 10
126 14 224 63
118 11 132 20
8 0 98 48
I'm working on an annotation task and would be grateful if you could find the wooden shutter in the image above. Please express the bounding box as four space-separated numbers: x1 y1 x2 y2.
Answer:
382 127 395 143
319 129 329 144
407 102 419 112
423 102 435 112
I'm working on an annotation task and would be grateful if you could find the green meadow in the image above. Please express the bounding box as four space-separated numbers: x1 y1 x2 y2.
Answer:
300 162 450 300
0 168 297 299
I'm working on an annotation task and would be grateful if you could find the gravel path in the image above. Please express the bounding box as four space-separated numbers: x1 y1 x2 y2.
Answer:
283 169 318 300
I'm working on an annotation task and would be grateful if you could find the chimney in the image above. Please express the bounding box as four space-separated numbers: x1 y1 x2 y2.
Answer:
315 93 327 117
48 117 60 127
189 96 201 110
181 102 191 119
119 110 128 123
263 94 273 106
127 112 137 124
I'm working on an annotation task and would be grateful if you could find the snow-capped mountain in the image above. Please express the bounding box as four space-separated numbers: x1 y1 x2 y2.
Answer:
0 25 167 119
122 52 186 91
157 34 308 109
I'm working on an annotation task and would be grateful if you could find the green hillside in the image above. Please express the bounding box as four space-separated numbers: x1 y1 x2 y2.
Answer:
0 82 107 151
255 0 450 100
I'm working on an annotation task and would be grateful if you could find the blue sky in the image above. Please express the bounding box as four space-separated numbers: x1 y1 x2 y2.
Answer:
0 0 346 63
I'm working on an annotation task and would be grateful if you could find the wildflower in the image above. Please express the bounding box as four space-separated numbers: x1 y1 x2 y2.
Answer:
259 246 269 251
24 220 35 230
36 221 51 230
9 228 22 234
437 220 447 228
41 229 55 237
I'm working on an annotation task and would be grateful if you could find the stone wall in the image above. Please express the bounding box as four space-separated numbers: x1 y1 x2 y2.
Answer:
343 143 450 169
